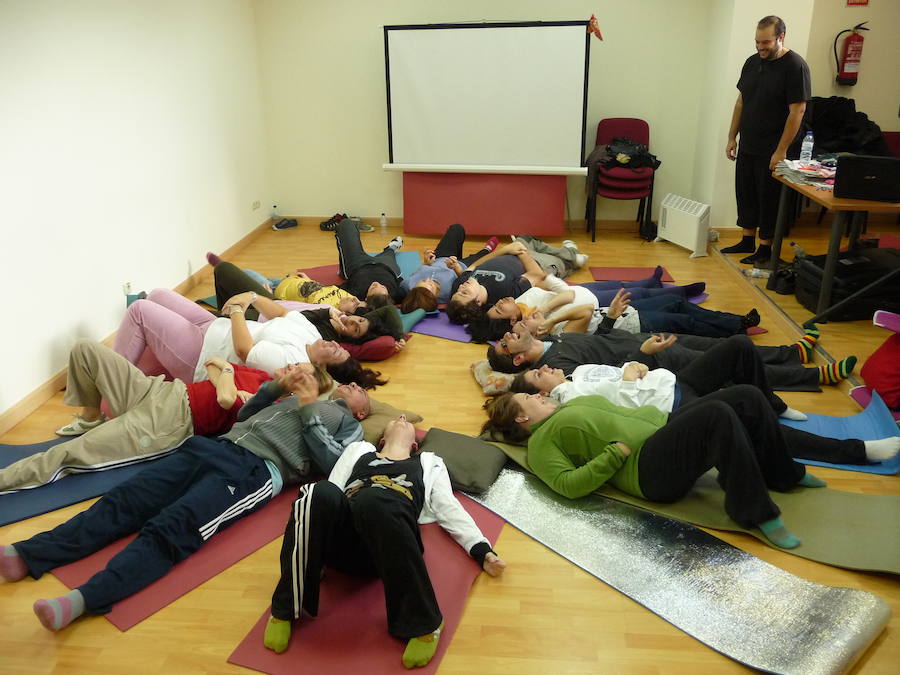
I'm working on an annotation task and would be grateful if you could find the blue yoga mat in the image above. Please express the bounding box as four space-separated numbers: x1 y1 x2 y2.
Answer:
0 439 160 526
780 391 900 474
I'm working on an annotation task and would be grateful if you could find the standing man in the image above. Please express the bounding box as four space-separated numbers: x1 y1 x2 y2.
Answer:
722 15 811 265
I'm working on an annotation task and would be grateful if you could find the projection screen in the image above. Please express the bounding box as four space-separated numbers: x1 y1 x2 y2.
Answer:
384 21 590 174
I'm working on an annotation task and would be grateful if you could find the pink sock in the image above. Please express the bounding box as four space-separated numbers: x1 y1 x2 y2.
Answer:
485 236 500 252
0 545 27 582
206 251 222 266
33 590 85 631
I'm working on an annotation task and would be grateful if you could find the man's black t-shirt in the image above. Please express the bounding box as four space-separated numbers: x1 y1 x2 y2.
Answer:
450 255 531 304
737 50 811 156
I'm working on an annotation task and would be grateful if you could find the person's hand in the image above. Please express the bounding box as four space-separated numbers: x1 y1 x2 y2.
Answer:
338 296 360 314
236 390 254 403
482 552 507 577
621 362 648 381
725 139 737 161
294 271 310 279
500 241 527 256
445 256 462 273
640 333 677 354
205 357 229 370
607 288 632 320
328 305 344 320
615 441 632 456
289 371 320 405
394 338 407 352
225 292 253 311
769 149 786 171
424 250 436 264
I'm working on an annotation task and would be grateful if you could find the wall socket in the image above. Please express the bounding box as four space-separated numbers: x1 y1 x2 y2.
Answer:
251 200 261 210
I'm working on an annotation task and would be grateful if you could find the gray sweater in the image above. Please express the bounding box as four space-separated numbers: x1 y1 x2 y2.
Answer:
221 380 363 484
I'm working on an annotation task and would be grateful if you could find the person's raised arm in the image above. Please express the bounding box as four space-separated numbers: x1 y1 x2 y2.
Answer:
726 93 742 161
204 357 238 410
516 250 546 284
222 301 255 362
467 241 527 270
545 304 594 334
770 100 806 170
538 289 575 316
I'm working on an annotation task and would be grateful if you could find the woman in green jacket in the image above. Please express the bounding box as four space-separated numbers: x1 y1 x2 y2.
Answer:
482 385 828 550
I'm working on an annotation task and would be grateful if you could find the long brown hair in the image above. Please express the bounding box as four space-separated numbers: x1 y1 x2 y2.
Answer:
481 393 531 444
400 287 438 313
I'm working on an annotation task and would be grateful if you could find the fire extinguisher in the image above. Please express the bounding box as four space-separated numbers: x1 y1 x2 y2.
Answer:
833 21 869 86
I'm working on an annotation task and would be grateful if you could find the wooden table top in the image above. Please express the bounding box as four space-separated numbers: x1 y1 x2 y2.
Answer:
774 173 900 212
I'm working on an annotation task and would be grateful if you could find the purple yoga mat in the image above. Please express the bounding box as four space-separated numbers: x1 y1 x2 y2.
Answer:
410 312 472 342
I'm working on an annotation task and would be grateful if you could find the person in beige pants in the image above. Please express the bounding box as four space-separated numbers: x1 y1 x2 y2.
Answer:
0 340 289 492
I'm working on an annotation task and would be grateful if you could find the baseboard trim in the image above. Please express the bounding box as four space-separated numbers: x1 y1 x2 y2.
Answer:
0 218 273 438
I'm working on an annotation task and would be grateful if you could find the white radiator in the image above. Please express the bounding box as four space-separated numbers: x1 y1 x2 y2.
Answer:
656 193 710 258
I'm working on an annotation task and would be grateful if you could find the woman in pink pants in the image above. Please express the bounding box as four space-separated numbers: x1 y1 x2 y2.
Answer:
114 289 385 388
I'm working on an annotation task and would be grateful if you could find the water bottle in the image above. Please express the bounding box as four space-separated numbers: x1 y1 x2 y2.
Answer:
271 204 279 222
790 241 806 259
743 268 771 279
380 212 388 231
799 131 814 163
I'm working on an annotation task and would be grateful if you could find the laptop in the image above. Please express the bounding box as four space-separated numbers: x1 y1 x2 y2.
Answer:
833 155 900 202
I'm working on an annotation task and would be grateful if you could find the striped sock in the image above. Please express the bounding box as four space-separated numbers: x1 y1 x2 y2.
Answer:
793 336 817 364
817 356 857 385
1 544 28 582
802 323 821 341
33 589 85 631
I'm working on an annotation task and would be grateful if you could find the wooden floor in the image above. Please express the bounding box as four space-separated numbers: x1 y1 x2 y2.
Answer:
1 214 898 674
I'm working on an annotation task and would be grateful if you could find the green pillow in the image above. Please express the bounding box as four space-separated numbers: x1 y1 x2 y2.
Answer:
361 398 424 445
420 427 508 494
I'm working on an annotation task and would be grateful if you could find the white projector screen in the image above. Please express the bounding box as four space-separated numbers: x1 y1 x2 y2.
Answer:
384 22 589 173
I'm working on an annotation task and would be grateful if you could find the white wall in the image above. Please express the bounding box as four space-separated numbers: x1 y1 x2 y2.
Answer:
0 0 271 414
253 0 715 223
807 0 900 132
701 0 816 230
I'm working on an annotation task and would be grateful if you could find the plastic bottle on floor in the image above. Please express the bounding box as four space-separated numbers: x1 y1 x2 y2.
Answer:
743 268 772 278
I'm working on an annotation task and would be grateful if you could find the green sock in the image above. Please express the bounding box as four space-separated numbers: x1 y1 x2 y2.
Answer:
263 616 292 654
802 322 821 340
402 621 443 669
759 518 801 549
798 473 826 488
817 356 857 384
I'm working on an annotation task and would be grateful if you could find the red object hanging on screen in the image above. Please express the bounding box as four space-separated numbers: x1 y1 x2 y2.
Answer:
588 14 603 40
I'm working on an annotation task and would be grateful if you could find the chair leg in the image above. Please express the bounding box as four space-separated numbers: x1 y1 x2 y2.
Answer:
817 205 827 224
590 194 599 242
643 176 655 236
636 197 645 226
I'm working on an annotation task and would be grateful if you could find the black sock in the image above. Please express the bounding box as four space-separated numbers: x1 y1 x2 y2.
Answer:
721 235 756 254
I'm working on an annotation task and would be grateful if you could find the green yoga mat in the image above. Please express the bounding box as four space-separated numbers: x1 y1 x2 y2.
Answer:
489 441 900 575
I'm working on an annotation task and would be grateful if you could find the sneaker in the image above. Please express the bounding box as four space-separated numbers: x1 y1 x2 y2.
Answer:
350 217 374 232
388 236 404 251
272 218 298 230
574 253 589 268
562 239 579 251
319 213 346 231
56 414 107 437
484 236 500 252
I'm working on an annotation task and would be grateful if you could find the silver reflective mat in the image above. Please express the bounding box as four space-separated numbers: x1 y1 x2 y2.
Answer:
472 469 890 675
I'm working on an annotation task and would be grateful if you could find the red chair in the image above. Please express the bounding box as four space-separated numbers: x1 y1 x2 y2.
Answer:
585 117 656 241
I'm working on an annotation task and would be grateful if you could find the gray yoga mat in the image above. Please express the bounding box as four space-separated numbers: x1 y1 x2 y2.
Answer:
490 441 900 574
472 469 889 675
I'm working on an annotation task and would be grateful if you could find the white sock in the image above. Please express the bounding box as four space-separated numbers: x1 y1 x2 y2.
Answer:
779 408 808 421
864 437 900 461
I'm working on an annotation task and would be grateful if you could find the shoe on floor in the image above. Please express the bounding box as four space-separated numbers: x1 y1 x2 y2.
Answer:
574 253 589 268
56 414 107 437
272 219 298 230
319 213 346 231
388 236 403 251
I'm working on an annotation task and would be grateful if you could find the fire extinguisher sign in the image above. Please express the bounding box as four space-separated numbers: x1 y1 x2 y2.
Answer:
846 0 869 6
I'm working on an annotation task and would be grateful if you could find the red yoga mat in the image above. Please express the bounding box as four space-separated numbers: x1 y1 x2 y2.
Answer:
51 490 296 631
295 264 344 287
227 495 505 675
590 266 674 282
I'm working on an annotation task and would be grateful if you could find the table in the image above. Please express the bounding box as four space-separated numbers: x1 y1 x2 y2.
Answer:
768 175 900 318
